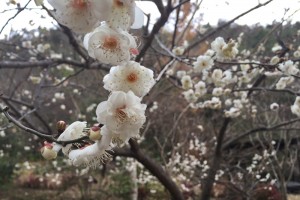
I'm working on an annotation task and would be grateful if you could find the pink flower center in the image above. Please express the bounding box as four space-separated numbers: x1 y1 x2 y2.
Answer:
103 36 119 50
114 0 124 8
71 0 88 10
130 48 139 55
127 73 138 83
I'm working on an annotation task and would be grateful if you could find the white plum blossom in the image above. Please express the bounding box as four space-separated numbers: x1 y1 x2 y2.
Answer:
96 91 146 142
270 56 280 65
270 103 279 111
211 37 226 58
204 49 215 57
68 126 113 167
107 0 136 30
172 46 185 56
181 75 193 90
193 55 214 73
271 43 282 53
211 69 223 85
294 50 300 58
222 39 238 58
222 70 235 85
278 60 299 75
103 61 155 97
211 37 238 59
224 107 241 118
55 121 87 155
194 81 207 97
176 70 186 79
225 99 232 106
84 23 137 65
276 76 294 89
203 97 222 109
182 89 198 103
212 87 223 96
47 0 112 33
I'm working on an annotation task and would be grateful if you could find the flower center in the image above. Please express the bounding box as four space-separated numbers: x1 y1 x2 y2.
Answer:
114 0 124 7
116 107 127 122
71 0 88 10
103 36 119 51
127 73 138 83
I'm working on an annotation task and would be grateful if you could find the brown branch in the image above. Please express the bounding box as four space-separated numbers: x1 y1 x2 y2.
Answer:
233 87 299 96
0 95 52 133
59 24 90 62
0 0 31 34
185 0 274 53
223 118 300 150
41 5 90 61
0 106 88 146
128 139 184 200
0 59 110 71
135 1 174 62
41 68 84 88
112 140 185 200
0 59 83 69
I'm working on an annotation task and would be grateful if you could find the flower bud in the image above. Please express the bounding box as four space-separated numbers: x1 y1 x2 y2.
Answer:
41 143 57 160
88 126 101 141
57 120 67 134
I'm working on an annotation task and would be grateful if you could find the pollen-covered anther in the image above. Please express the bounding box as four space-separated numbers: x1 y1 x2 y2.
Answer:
88 126 102 141
116 107 127 122
112 136 124 146
70 0 88 10
103 36 119 51
127 72 138 83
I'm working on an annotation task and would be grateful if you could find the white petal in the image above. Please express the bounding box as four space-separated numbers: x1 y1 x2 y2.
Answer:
131 6 144 29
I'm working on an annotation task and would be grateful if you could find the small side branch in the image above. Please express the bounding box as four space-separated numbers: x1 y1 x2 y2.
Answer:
0 106 88 146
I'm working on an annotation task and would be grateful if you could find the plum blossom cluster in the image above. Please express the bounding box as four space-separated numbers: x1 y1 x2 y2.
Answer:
166 134 209 193
41 0 155 167
175 35 300 121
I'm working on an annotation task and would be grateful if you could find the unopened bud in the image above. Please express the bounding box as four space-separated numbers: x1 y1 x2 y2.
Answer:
130 48 139 56
41 143 57 160
88 126 101 141
57 120 67 134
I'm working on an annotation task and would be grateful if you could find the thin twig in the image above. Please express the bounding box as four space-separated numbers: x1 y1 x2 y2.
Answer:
0 106 88 146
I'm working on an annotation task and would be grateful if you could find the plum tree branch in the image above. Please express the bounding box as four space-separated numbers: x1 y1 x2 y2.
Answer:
0 59 110 71
128 139 184 200
0 106 88 146
0 0 31 35
0 105 184 200
135 0 174 62
185 0 274 53
223 118 300 150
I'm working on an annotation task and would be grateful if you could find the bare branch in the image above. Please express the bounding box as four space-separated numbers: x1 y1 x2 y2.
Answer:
223 118 300 150
0 106 88 146
185 0 274 53
0 0 31 35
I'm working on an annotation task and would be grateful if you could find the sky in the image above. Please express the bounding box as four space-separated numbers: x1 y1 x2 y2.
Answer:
0 0 299 38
